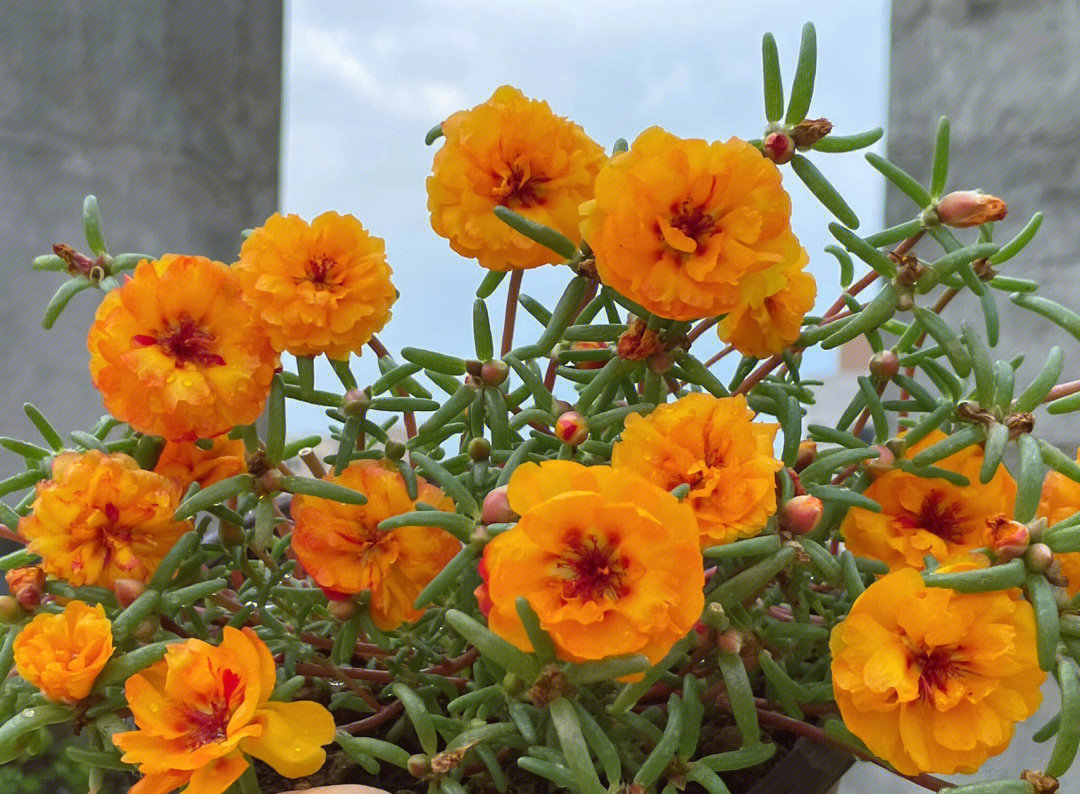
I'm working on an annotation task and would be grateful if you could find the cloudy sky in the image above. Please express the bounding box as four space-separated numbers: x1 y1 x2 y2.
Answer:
281 0 891 434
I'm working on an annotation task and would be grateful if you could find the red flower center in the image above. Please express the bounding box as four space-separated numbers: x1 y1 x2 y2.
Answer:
915 645 961 698
669 202 716 246
554 532 628 602
305 255 337 288
184 669 242 749
494 163 547 208
133 317 225 368
899 491 967 544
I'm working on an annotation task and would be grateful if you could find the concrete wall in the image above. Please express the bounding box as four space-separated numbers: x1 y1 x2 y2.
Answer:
0 0 282 476
884 0 1080 448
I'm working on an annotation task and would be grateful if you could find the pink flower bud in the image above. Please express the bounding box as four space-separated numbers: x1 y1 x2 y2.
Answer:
935 191 1007 228
341 389 370 416
716 629 744 655
327 598 358 621
480 359 509 386
794 441 817 473
763 131 795 164
985 516 1030 563
5 567 45 611
554 411 589 446
482 485 518 525
113 578 147 608
869 350 900 379
778 495 824 535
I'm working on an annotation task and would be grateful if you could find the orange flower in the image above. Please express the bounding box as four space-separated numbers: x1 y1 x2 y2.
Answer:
5 566 46 610
113 627 335 794
427 85 606 271
840 430 1015 570
478 461 703 665
717 260 816 358
611 394 782 548
13 601 113 703
18 451 191 588
830 568 1044 775
1037 446 1080 595
581 127 810 321
154 436 248 493
290 460 461 630
87 255 278 441
235 212 396 359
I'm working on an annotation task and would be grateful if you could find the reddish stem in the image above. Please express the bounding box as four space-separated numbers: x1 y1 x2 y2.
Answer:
501 270 523 356
1045 380 1080 403
734 355 785 396
341 700 404 735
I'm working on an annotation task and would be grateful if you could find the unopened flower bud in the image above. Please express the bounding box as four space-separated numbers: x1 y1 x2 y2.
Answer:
480 359 508 386
407 754 431 778
1026 543 1054 573
1028 516 1048 543
895 291 916 312
647 351 674 375
984 516 1030 563
482 486 518 525
869 350 900 380
866 444 897 477
550 399 573 417
342 389 370 417
465 359 484 378
133 616 159 643
569 341 609 370
936 190 1008 228
113 578 147 609
468 437 491 461
716 629 744 655
327 598 358 622
763 131 794 164
701 601 729 632
794 441 817 472
384 440 406 461
256 468 284 496
0 596 23 623
778 495 824 535
5 567 45 611
790 117 834 148
554 411 589 446
501 672 525 696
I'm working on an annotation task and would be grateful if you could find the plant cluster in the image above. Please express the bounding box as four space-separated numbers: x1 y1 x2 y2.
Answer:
3 22 1080 794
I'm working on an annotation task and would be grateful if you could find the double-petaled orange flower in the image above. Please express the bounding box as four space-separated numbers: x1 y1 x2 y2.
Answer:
840 430 1016 570
13 600 113 703
113 627 335 794
428 85 606 271
830 568 1044 775
580 126 810 321
477 461 704 665
87 254 278 442
19 451 191 588
235 212 396 359
717 259 816 358
153 436 247 493
612 394 782 548
290 460 461 630
1038 446 1080 595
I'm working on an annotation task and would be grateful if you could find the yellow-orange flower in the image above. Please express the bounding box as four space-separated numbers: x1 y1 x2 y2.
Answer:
581 126 809 321
113 627 335 794
840 430 1015 570
1037 446 1080 595
478 461 704 665
427 85 606 271
290 460 461 630
611 394 782 548
19 451 191 588
830 568 1044 775
87 255 278 441
235 212 396 359
13 601 113 703
154 436 247 493
717 260 816 358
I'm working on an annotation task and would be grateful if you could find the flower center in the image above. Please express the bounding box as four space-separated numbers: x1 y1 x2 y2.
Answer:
184 669 241 749
671 203 716 243
493 163 546 208
554 532 628 602
132 317 225 368
899 491 967 544
914 645 961 699
305 254 336 288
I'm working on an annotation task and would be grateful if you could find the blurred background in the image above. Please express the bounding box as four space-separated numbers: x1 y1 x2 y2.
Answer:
1 1 1078 791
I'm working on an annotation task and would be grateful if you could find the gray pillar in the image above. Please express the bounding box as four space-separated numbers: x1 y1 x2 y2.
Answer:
886 0 1080 447
0 0 282 475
